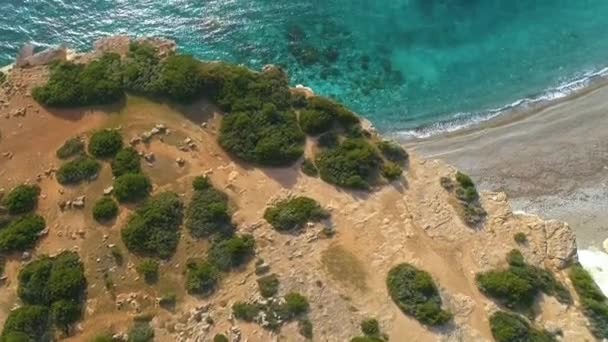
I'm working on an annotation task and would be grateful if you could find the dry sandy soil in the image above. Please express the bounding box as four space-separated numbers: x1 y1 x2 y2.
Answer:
0 60 599 341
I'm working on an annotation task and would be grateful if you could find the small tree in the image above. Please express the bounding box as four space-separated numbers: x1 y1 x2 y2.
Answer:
111 147 141 177
92 197 119 222
2 184 41 215
114 173 152 203
186 259 218 295
51 300 81 333
56 138 85 159
88 130 123 159
56 155 101 185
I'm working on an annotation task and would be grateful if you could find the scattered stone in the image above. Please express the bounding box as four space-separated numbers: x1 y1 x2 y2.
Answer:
144 152 155 163
130 136 142 146
72 196 86 209
21 251 31 261
103 186 114 195
176 158 186 167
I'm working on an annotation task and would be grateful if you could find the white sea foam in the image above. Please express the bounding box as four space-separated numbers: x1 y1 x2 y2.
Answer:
397 66 608 140
578 248 608 296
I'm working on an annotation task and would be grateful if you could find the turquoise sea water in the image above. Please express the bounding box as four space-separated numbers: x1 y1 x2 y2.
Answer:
2 1 608 135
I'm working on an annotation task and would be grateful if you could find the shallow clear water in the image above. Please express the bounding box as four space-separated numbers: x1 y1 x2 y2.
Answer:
2 1 608 134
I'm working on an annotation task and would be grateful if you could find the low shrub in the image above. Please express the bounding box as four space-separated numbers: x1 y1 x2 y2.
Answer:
361 319 380 336
381 162 403 181
111 147 141 177
284 292 309 317
136 259 159 284
350 337 384 342
2 184 40 215
213 334 229 342
489 311 556 342
159 293 176 310
92 197 119 222
89 332 114 342
305 96 359 129
298 318 313 339
51 299 81 333
257 274 280 298
113 173 152 203
476 250 571 312
207 235 255 271
121 192 183 258
232 302 261 321
57 155 101 185
88 130 123 159
569 264 608 339
110 245 123 265
192 175 211 191
377 140 408 163
185 259 218 295
301 158 318 177
0 214 46 253
127 321 154 342
441 171 486 225
157 54 204 102
122 42 162 95
186 183 233 238
218 104 305 166
299 109 334 136
56 138 85 159
316 138 381 189
1 305 50 341
33 53 123 107
263 196 328 231
386 263 451 326
514 232 527 244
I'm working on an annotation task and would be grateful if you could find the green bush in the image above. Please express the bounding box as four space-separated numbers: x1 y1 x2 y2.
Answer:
299 109 334 136
18 251 86 307
33 53 123 107
51 300 81 333
213 334 229 342
192 176 211 191
455 171 475 189
159 292 176 309
185 259 218 295
218 103 305 166
111 147 141 177
122 42 162 95
1 305 50 342
442 171 486 225
202 63 292 112
476 250 571 312
127 321 154 342
110 245 123 265
284 292 310 317
56 155 101 185
301 158 318 177
121 192 184 258
489 311 555 342
386 263 451 326
377 140 408 163
0 214 46 253
569 264 608 338
316 138 381 189
88 130 123 159
298 318 313 339
2 184 40 215
208 235 255 271
158 54 204 102
361 319 380 336
113 173 152 203
136 259 159 284
89 333 114 342
350 337 384 342
186 183 233 238
56 138 85 159
513 232 527 244
381 162 403 181
92 197 119 222
306 96 360 129
232 302 261 321
263 196 328 231
257 274 280 298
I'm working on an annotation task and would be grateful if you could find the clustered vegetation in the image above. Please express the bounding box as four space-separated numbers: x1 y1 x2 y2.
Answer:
386 263 452 326
440 171 486 225
257 274 280 298
88 130 123 159
263 196 329 231
111 147 141 177
56 137 85 159
56 155 101 185
232 286 311 334
298 96 359 136
0 214 46 253
207 234 255 271
1 252 86 340
186 177 233 238
185 259 219 296
121 192 184 258
92 197 119 222
476 249 571 313
2 184 40 215
136 258 159 284
569 264 608 339
489 311 556 342
351 318 388 342
113 173 152 203
513 232 527 244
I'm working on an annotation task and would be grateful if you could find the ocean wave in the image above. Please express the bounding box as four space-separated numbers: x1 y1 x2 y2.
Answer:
396 65 608 140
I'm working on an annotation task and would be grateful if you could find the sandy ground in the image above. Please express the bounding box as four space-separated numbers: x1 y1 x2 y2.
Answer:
405 85 608 249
